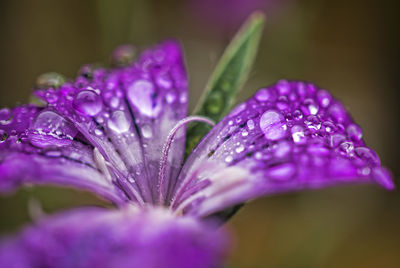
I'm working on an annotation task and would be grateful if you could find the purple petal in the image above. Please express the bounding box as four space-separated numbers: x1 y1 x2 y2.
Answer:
0 105 125 205
0 208 228 268
33 41 188 204
173 80 394 217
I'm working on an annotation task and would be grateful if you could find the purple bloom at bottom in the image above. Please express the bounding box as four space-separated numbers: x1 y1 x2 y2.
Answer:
0 41 394 268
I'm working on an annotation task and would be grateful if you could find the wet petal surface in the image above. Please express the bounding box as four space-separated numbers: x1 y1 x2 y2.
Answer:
0 105 125 204
174 80 394 217
1 41 188 205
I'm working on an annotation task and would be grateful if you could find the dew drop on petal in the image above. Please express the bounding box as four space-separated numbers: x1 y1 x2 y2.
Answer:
247 119 255 130
267 163 296 181
259 110 287 141
329 103 347 123
274 141 292 158
235 144 245 153
276 80 291 95
107 110 131 134
127 79 159 117
316 89 332 108
291 125 307 144
255 88 277 102
73 90 103 117
230 103 246 116
94 129 104 137
0 108 12 125
292 109 303 121
141 124 153 139
329 134 346 148
166 92 176 104
339 141 354 155
29 110 78 148
225 155 233 163
355 146 380 165
346 124 363 142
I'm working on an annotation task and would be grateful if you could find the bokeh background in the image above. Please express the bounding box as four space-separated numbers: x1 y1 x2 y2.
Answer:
0 0 399 267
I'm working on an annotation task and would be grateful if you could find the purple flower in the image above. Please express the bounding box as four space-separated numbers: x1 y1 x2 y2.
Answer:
0 41 394 268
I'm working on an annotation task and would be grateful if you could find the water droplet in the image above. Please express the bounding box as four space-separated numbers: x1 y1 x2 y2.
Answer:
276 96 289 110
247 120 255 130
141 124 153 139
94 129 104 137
355 147 380 165
296 82 307 98
274 141 291 158
127 79 160 117
267 163 296 181
45 91 59 103
346 124 363 142
322 121 336 133
28 110 78 148
255 88 277 102
276 80 291 95
291 125 307 144
259 110 287 141
292 110 303 121
358 166 371 176
242 130 248 137
230 103 246 116
0 108 12 125
235 144 245 153
179 92 188 104
225 155 233 163
166 92 176 104
329 134 346 148
305 115 321 131
302 99 319 115
339 141 354 155
316 89 331 108
328 103 347 123
107 110 131 134
73 90 103 117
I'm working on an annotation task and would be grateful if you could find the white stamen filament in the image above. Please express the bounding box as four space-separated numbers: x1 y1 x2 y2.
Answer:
158 116 215 204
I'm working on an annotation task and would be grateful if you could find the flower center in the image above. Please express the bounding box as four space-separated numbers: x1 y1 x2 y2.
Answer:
158 116 215 205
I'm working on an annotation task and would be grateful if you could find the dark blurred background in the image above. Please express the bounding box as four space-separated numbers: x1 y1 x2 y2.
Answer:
0 0 399 267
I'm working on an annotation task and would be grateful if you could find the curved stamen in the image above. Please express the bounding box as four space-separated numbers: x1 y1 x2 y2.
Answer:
158 116 215 204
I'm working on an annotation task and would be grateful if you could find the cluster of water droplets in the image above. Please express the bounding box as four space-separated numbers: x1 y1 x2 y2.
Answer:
0 41 191 205
203 80 391 188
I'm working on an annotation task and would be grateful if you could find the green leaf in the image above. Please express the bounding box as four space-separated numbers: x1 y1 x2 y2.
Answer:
185 12 265 155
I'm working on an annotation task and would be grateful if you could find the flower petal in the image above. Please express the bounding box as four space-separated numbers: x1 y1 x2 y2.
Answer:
0 105 125 205
33 41 188 204
0 207 228 268
173 80 394 217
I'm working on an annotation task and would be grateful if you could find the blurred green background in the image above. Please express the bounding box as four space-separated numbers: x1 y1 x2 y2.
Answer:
0 0 399 267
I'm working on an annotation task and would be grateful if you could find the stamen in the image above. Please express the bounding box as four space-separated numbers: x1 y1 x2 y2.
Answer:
158 116 215 204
